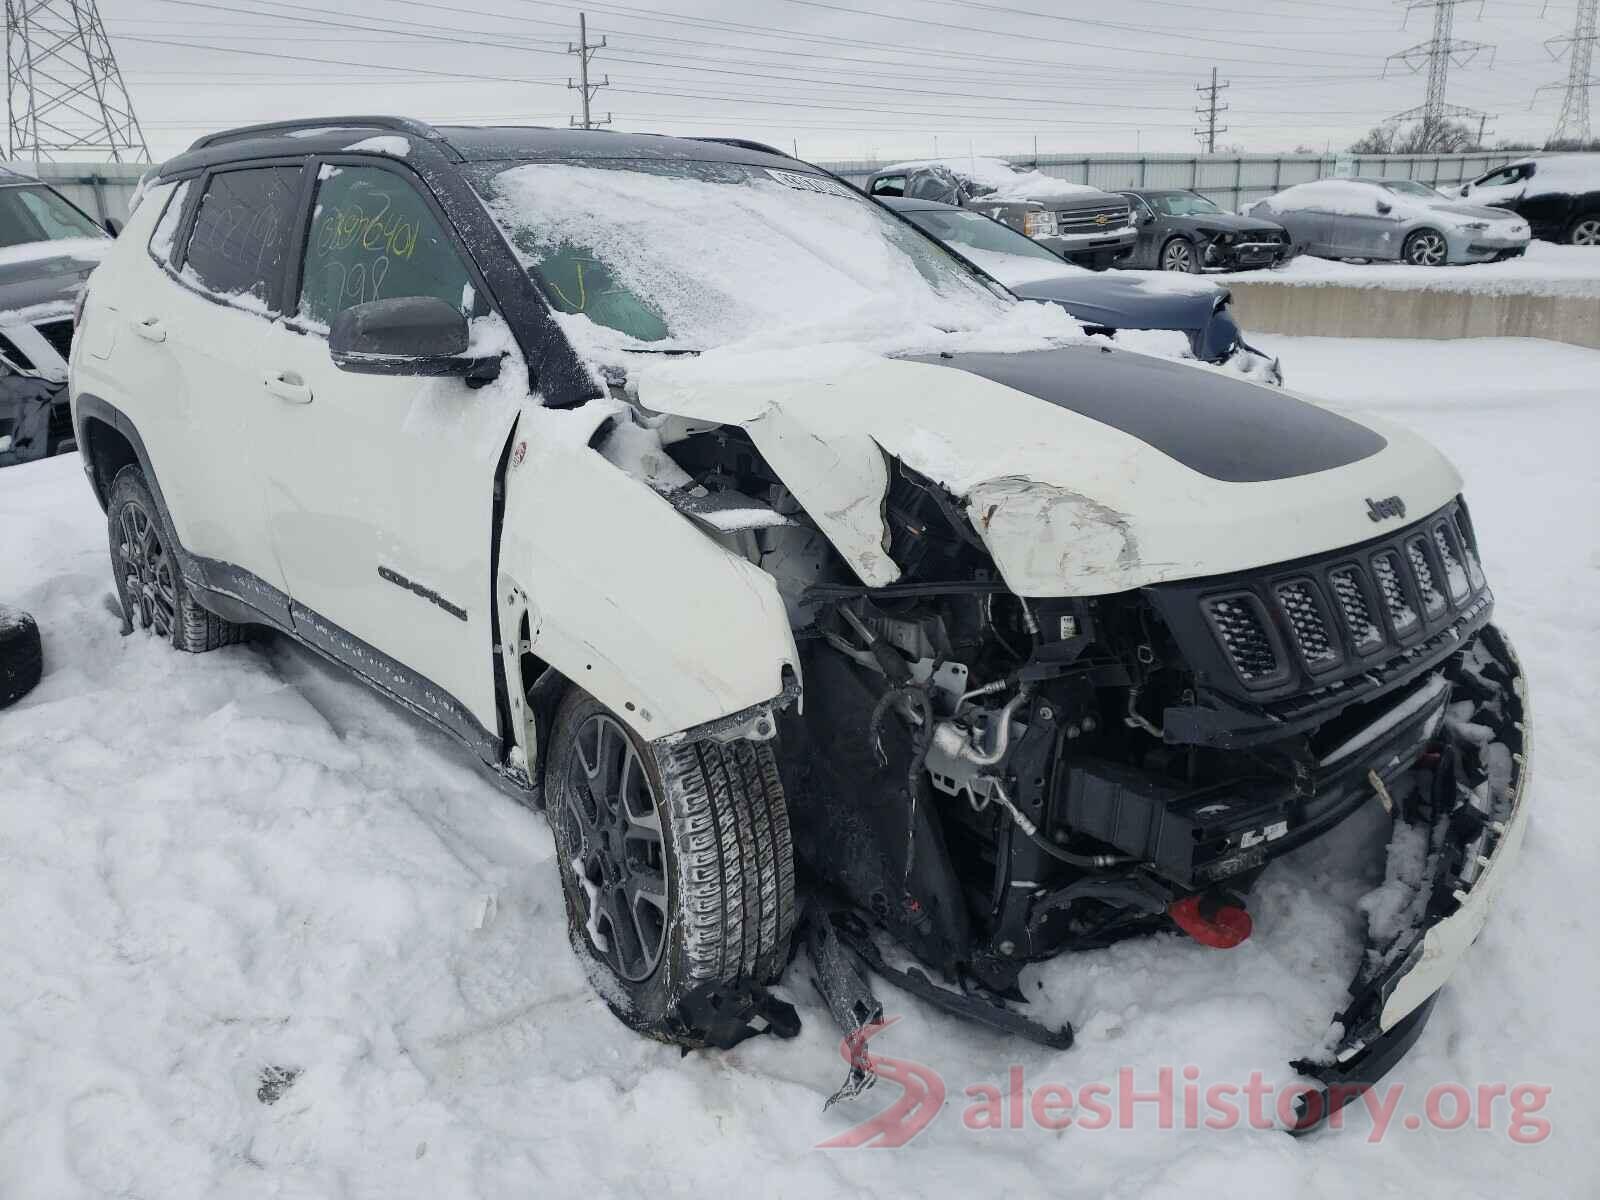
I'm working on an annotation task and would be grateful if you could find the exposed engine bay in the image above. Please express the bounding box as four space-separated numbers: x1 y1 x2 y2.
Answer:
590 395 1528 1125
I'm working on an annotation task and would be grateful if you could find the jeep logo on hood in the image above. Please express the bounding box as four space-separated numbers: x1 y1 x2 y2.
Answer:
1366 495 1406 522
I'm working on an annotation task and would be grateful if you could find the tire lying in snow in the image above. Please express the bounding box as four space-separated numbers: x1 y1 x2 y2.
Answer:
545 687 796 1036
0 604 42 708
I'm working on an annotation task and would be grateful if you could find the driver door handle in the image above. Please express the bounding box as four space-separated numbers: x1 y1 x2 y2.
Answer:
263 370 312 405
133 317 166 343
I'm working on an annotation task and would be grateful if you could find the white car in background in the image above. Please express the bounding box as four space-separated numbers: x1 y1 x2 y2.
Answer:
1246 177 1530 266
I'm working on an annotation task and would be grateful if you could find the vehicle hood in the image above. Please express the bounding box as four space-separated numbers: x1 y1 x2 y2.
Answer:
636 343 1461 596
1009 272 1221 333
0 240 106 316
1170 212 1284 235
1425 200 1525 223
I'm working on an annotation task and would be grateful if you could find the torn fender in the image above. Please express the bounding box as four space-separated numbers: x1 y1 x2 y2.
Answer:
497 402 800 745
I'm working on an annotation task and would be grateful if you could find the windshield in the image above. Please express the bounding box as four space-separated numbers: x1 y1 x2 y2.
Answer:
0 184 107 248
470 158 1007 352
1148 191 1222 217
900 207 1062 264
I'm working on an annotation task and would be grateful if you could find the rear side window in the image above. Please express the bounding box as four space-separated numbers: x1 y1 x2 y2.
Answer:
181 166 302 312
297 164 478 330
147 180 191 268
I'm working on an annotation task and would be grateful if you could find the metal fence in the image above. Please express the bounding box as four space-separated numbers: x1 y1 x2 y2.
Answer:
814 151 1548 212
12 161 148 224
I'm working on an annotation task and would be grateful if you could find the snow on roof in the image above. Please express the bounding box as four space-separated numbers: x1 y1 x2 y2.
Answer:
0 236 109 269
878 156 1105 203
343 134 410 157
1522 154 1600 195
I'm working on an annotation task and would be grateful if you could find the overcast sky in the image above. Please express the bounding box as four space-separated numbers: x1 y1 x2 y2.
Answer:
99 0 1587 164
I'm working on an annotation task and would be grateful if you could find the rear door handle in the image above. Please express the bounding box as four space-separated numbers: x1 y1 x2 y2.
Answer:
133 317 166 343
262 370 312 405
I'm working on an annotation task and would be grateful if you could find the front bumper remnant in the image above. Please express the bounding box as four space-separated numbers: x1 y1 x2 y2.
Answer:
1291 623 1531 1130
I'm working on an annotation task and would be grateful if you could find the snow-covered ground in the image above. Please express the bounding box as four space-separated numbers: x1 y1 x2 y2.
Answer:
1225 240 1600 296
2 336 1596 1197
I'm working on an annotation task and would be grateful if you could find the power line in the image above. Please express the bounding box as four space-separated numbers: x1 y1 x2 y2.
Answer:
1195 66 1230 151
1536 0 1597 144
5 0 150 162
1383 0 1496 140
567 10 610 129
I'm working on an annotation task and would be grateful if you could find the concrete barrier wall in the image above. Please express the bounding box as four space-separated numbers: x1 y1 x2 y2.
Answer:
1225 282 1600 350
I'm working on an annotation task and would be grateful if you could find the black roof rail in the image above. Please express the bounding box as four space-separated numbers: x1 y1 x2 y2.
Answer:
188 115 445 152
690 136 793 159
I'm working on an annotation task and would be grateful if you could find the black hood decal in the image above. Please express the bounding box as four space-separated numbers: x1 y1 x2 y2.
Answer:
911 345 1385 484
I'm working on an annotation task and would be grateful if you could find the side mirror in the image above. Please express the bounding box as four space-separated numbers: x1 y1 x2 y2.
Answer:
1140 212 1156 226
103 217 122 237
1376 200 1393 215
329 297 502 385
1459 185 1470 198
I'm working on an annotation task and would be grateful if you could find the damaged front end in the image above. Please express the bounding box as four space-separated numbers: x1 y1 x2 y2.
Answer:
631 396 1529 1116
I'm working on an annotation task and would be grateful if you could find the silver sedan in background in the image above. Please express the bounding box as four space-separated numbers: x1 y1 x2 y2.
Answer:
1245 177 1530 265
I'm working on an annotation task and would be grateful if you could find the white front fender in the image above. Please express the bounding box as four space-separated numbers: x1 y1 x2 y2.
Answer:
496 404 800 749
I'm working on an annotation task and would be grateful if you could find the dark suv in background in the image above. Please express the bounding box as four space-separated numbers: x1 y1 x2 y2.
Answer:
0 165 113 467
866 159 1138 269
1456 155 1600 246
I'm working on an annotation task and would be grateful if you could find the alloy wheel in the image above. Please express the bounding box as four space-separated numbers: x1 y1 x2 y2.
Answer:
1571 218 1600 247
1405 231 1447 266
116 500 177 639
1161 240 1194 272
562 714 669 982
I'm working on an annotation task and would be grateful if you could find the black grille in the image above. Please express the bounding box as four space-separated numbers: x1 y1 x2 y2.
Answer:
1432 521 1470 601
1371 551 1418 635
1328 566 1385 654
34 318 74 362
1406 536 1446 617
1274 579 1340 670
1203 594 1284 685
1155 500 1492 697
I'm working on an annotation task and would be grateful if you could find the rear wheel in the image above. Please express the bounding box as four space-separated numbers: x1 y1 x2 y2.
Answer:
106 465 243 652
1402 228 1448 266
1161 237 1199 273
0 605 42 708
1568 214 1600 246
546 688 796 1033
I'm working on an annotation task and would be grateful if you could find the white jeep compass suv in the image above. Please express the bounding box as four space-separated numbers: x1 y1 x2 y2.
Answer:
70 117 1531 1124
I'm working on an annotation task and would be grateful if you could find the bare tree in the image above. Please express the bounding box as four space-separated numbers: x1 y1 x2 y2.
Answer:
1350 119 1482 154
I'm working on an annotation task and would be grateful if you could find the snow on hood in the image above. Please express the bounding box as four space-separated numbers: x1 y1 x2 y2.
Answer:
881 156 1107 204
478 160 1086 363
0 236 108 270
632 343 1461 596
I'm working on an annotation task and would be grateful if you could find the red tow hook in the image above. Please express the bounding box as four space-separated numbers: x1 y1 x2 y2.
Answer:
1169 892 1253 949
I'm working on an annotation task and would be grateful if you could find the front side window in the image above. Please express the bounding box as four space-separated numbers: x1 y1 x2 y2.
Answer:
181 166 302 311
870 175 906 197
297 164 479 330
0 184 108 247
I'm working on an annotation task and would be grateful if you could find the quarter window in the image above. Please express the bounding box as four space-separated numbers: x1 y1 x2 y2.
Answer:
147 180 191 268
181 166 302 311
297 164 478 330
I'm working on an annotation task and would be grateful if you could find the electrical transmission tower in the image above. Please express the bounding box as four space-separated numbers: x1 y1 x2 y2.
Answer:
567 12 611 130
5 0 148 163
1194 67 1229 152
1535 0 1597 147
1383 0 1495 148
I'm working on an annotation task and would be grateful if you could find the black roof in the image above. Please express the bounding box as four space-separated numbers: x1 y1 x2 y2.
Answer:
160 116 803 179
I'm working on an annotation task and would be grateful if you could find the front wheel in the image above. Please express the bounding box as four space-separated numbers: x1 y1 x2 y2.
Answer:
1568 214 1600 246
546 688 796 1034
1402 228 1448 266
1161 237 1199 273
106 465 243 652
